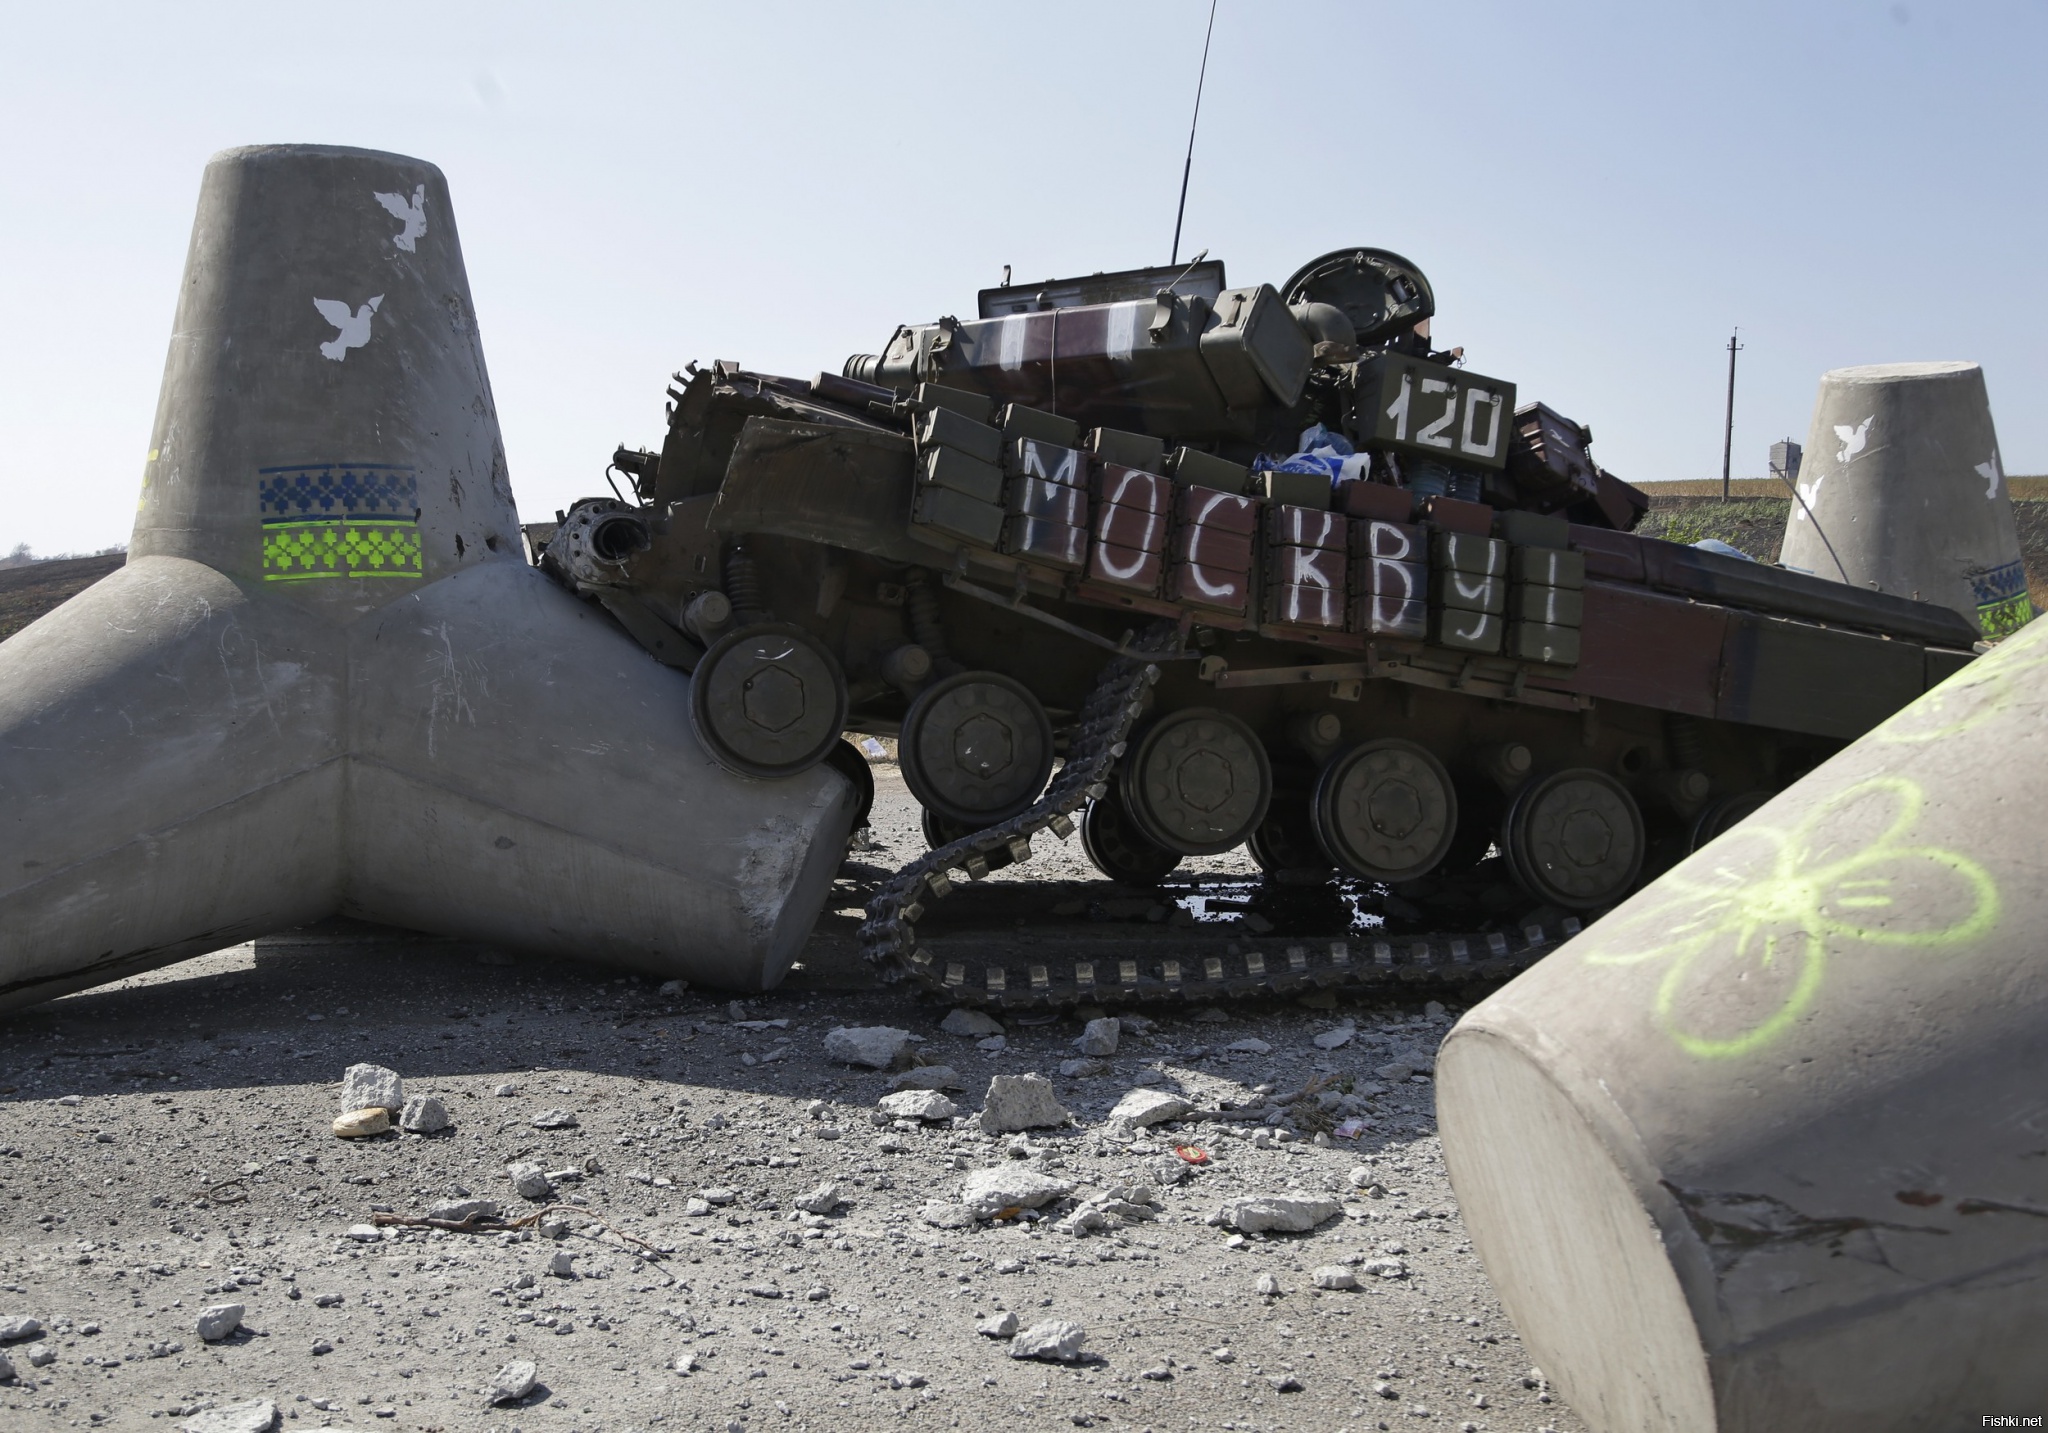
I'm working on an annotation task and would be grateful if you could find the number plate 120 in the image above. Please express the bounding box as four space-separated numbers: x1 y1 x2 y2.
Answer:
1352 356 1517 473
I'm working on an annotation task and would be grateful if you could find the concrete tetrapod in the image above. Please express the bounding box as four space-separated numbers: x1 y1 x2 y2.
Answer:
0 145 857 1013
1437 616 2048 1431
1779 361 2031 638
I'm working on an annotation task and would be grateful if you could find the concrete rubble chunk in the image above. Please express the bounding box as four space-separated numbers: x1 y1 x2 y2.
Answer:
1008 1319 1088 1362
1226 1038 1272 1055
1074 1017 1120 1056
1255 1273 1281 1295
1374 1060 1418 1082
961 1165 1075 1219
507 1162 553 1200
878 1089 958 1122
794 1183 843 1215
0 1349 14 1381
1056 1183 1162 1236
887 1065 964 1091
338 1063 404 1113
426 1197 501 1224
399 1095 450 1134
977 1310 1019 1338
530 1108 578 1130
940 1008 1004 1038
331 1108 390 1139
1359 1257 1408 1279
1312 1264 1358 1290
1107 1088 1191 1130
547 1251 575 1278
920 1202 976 1229
196 1302 244 1341
1208 1195 1343 1234
487 1358 539 1404
180 1399 280 1433
1059 1057 1109 1078
977 1073 1070 1133
0 1317 42 1342
1312 1026 1355 1050
825 1026 915 1069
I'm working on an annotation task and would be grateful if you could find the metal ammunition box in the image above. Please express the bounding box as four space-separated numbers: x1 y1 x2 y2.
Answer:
920 446 1003 505
914 406 1002 465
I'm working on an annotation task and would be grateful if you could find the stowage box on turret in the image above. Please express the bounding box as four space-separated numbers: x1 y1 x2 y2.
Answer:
538 248 1981 1005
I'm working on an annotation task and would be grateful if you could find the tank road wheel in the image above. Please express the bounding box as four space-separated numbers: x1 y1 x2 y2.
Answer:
690 623 849 778
1502 768 1645 911
1310 739 1459 882
899 671 1056 828
1689 789 1771 852
1121 708 1273 857
1248 778 1336 881
1080 787 1183 887
822 738 876 830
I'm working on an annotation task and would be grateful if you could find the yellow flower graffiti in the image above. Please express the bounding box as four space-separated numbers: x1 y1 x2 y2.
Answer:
1875 616 2048 746
1583 776 1998 1058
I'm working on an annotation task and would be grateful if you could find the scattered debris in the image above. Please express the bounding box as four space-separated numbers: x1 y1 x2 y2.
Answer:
331 1107 390 1139
531 1108 579 1130
977 1073 1070 1133
1312 1265 1358 1290
1008 1320 1088 1362
399 1095 450 1133
878 1089 958 1121
1074 1018 1120 1057
507 1162 553 1200
488 1358 539 1404
1106 1088 1191 1131
337 1063 403 1113
961 1166 1074 1219
939 1008 1004 1038
824 1026 915 1068
195 1303 244 1341
1208 1195 1343 1234
180 1399 279 1433
887 1065 964 1091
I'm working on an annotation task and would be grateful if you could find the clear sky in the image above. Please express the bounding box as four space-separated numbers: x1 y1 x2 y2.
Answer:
2 1 2043 554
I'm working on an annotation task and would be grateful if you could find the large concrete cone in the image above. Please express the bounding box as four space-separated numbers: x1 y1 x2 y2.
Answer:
0 144 857 1013
1437 617 2048 1431
1779 361 2030 637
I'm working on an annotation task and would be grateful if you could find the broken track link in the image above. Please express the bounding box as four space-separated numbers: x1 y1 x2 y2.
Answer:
858 629 1585 1012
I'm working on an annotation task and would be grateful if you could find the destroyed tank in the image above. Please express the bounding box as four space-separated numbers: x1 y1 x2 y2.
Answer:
536 248 1981 1007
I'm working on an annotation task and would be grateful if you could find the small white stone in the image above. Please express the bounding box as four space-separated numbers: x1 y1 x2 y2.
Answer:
919 1202 976 1229
1008 1319 1087 1362
976 1310 1018 1337
673 1351 699 1374
426 1197 501 1224
1226 1038 1272 1055
492 1083 517 1098
1208 1195 1343 1234
960 1166 1074 1219
1106 1089 1191 1130
337 1063 403 1113
1254 1273 1281 1296
887 1065 964 1091
824 1025 914 1069
1425 1000 1446 1019
343 1224 382 1242
1058 1057 1108 1078
547 1251 575 1278
1074 1017 1120 1057
976 1035 1008 1052
331 1107 390 1139
487 1358 539 1404
399 1095 450 1134
1312 1027 1355 1050
878 1089 958 1122
530 1108 579 1130
196 1302 244 1342
977 1073 1071 1134
1312 1264 1358 1290
1374 1060 1418 1082
507 1162 553 1200
940 1008 1004 1038
0 1316 43 1341
794 1183 843 1215
180 1398 279 1433
699 1186 737 1205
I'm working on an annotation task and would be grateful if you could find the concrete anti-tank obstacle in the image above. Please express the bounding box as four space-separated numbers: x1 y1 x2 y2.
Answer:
1437 615 2048 1430
0 144 857 1013
1778 361 2031 638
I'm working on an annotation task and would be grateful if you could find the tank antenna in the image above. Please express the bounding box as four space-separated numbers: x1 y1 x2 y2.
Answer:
1169 0 1219 266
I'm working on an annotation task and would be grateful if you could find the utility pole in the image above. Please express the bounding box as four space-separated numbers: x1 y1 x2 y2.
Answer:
1721 329 1743 500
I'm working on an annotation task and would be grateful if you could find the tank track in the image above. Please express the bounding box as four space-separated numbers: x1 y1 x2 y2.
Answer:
858 628 1581 1011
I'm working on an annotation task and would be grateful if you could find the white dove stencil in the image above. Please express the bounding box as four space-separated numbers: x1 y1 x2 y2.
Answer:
1833 416 1873 463
313 295 384 362
374 184 427 252
1794 472 1826 519
1974 454 2003 499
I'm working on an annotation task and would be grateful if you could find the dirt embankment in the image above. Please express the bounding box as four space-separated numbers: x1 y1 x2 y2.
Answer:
0 555 124 641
